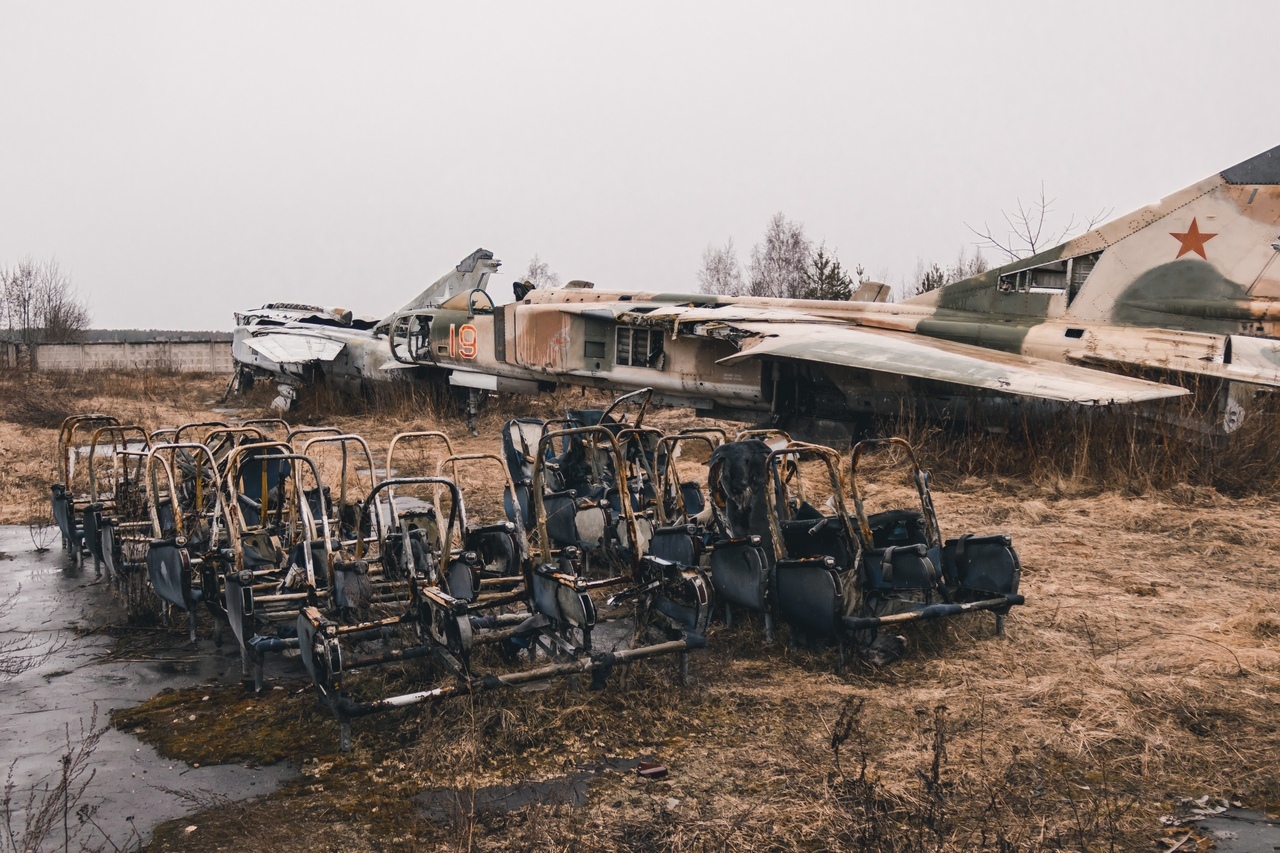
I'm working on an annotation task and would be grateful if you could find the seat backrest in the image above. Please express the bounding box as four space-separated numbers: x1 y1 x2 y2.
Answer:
867 509 929 549
241 531 281 567
709 539 770 612
708 441 772 540
780 517 855 569
543 494 580 548
238 451 290 503
649 527 696 566
147 539 192 609
574 504 608 549
775 561 843 638
943 534 1020 596
862 544 938 592
501 420 544 485
287 539 332 589
680 482 705 517
445 556 478 601
466 527 518 576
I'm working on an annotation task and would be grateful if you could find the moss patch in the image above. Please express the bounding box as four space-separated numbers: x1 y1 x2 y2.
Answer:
111 683 336 766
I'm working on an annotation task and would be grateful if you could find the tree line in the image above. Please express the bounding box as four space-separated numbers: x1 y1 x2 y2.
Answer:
698 213 867 301
694 187 1099 300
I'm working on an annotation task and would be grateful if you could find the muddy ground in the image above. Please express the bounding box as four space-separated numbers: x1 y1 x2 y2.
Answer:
2 370 1279 851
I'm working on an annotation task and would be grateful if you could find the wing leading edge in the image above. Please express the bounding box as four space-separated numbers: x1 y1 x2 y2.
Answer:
243 333 346 365
717 323 1188 405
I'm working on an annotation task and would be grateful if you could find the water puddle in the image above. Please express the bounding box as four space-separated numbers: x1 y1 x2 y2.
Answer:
0 526 295 849
1195 809 1280 852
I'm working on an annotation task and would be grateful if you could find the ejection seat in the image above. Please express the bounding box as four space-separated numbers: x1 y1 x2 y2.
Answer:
844 438 1023 639
705 439 777 641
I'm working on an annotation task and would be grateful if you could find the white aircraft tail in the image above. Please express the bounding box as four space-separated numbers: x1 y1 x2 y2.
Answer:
396 249 501 313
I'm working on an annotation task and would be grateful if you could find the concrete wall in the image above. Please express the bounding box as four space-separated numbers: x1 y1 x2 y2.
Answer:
30 341 234 373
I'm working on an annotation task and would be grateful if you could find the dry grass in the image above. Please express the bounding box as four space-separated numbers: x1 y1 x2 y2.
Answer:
0 370 230 524
882 389 1280 497
4 371 1280 850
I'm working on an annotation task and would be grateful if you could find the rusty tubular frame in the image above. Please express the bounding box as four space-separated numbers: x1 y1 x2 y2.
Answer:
201 425 267 448
334 634 707 721
848 437 943 552
842 595 1026 633
530 425 640 575
144 443 227 541
706 435 806 534
356 476 463 577
287 425 345 450
241 418 291 441
171 421 231 445
87 425 151 504
300 475 468 740
54 415 123 561
762 442 859 565
674 427 728 444
110 449 151 521
220 442 333 579
100 447 156 580
653 431 721 525
615 425 663 493
386 430 458 484
142 443 231 644
56 414 120 488
435 452 530 566
733 427 792 445
299 433 377 549
599 386 653 427
199 426 269 473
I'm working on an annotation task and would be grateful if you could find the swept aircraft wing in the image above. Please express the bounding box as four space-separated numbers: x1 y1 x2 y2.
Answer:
243 333 346 365
716 322 1188 405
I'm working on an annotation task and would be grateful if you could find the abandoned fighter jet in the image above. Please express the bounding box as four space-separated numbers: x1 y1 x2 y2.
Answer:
367 144 1280 437
230 249 503 408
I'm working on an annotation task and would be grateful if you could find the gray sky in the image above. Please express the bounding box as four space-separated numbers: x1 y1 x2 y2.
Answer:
2 1 1278 329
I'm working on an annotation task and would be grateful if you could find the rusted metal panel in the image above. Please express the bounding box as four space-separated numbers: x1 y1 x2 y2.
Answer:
516 309 576 372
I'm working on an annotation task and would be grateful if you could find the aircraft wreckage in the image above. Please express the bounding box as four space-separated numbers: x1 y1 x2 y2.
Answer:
233 144 1280 437
51 391 1023 748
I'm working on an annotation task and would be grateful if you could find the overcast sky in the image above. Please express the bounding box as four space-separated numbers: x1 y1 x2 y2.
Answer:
2 1 1278 330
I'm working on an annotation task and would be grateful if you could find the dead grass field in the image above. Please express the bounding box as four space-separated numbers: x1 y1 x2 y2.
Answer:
4 370 1280 851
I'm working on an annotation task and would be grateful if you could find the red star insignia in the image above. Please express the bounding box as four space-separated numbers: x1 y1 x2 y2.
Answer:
1170 218 1217 260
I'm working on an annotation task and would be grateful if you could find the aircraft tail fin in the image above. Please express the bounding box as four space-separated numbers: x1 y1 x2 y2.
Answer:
396 249 501 314
908 144 1280 318
851 281 891 303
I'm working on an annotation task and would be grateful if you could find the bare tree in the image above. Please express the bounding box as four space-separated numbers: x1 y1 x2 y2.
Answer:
913 246 990 296
967 184 1111 262
697 238 745 296
522 254 561 290
748 212 811 299
0 258 90 345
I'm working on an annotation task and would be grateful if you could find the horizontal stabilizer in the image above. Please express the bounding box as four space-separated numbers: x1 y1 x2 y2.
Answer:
718 323 1188 405
245 334 346 365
